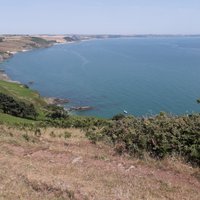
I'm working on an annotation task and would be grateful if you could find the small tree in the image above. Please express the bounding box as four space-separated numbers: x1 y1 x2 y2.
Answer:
46 105 68 119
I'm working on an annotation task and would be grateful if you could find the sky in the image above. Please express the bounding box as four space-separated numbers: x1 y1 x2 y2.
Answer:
0 0 200 34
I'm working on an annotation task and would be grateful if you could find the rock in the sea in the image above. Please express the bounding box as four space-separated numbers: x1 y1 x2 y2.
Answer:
69 106 93 111
44 97 69 105
28 81 34 85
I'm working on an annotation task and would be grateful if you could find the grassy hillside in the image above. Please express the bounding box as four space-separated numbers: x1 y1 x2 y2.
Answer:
0 80 47 121
0 80 200 166
0 113 35 125
0 80 46 107
0 124 200 200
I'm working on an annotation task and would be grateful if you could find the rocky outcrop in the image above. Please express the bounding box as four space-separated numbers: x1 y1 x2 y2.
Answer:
69 106 93 111
44 97 69 105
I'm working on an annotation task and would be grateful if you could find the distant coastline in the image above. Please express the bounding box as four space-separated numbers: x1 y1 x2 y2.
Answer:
1 35 200 117
0 34 130 82
1 33 200 82
0 35 70 82
0 35 96 110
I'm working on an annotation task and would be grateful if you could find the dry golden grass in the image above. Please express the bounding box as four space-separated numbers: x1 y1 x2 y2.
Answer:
0 35 65 54
35 35 67 43
0 124 199 200
0 36 35 53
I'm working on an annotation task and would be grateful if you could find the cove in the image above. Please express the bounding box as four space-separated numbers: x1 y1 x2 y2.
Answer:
1 37 200 118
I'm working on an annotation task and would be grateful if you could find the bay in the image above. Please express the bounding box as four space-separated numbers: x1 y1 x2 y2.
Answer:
1 37 200 118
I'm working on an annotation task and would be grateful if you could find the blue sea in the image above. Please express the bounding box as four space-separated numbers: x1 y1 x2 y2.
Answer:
1 37 200 118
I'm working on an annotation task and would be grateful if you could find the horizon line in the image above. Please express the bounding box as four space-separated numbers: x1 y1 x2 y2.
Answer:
1 33 200 36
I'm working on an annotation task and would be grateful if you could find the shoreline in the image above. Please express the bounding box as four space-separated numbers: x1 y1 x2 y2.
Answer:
0 36 71 82
0 36 94 111
0 36 72 105
0 71 16 83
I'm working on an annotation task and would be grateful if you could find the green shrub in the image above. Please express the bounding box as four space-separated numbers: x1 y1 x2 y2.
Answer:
85 130 104 144
0 93 38 119
112 113 126 121
46 105 68 119
34 128 41 137
64 131 71 139
22 133 30 141
31 37 53 46
50 131 56 137
88 113 200 166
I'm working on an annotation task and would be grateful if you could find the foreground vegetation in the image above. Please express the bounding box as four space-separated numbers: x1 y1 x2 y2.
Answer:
0 93 38 119
0 79 200 199
86 113 200 166
0 80 200 166
1 124 199 199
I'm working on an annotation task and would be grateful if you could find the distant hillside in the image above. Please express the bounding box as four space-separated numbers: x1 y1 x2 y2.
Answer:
0 35 59 63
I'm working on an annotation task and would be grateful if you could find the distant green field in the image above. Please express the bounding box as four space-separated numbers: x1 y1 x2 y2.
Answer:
31 37 55 46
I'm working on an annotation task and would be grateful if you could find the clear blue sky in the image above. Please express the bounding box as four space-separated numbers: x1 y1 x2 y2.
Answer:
1 0 200 34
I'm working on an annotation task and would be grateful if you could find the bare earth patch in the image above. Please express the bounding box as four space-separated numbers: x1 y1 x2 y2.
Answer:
0 125 199 200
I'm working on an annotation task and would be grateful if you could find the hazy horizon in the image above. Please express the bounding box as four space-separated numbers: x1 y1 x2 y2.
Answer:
1 0 200 35
1 33 200 36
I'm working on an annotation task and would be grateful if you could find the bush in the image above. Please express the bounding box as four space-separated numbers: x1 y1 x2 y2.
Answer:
22 133 30 141
34 128 41 137
112 113 126 121
86 130 104 144
45 115 108 130
50 131 56 137
88 113 200 166
64 131 71 139
46 105 68 119
0 93 38 119
31 37 53 46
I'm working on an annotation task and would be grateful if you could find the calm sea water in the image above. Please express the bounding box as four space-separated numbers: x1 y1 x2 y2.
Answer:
1 37 200 118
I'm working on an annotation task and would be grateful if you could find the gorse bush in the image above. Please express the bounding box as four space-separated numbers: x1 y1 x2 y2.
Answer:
22 133 30 142
87 113 200 166
45 115 108 129
0 93 38 119
64 131 71 139
112 113 126 121
46 105 68 119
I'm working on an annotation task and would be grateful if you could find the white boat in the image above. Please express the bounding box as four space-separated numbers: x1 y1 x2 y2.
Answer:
123 110 128 114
